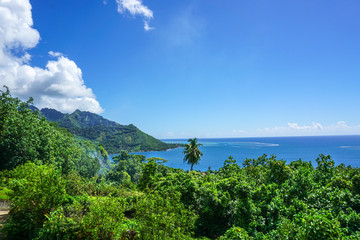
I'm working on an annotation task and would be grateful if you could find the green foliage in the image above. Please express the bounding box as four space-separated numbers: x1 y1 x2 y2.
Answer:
5 150 360 240
314 154 335 184
0 187 11 201
219 156 241 177
135 191 197 240
108 151 145 183
267 158 291 185
64 171 89 196
0 87 100 177
37 196 131 240
183 138 203 171
2 161 142 239
218 227 252 240
3 162 67 239
40 108 181 154
352 174 360 195
145 154 360 239
2 105 360 240
294 209 342 239
138 157 169 190
98 144 109 162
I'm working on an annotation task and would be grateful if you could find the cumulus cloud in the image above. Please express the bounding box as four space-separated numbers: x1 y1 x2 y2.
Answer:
115 0 154 31
0 0 103 113
257 121 360 136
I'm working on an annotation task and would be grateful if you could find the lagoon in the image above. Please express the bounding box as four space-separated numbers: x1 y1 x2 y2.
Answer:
132 135 360 171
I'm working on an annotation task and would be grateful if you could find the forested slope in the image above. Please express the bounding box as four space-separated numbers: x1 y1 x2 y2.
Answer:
38 108 180 154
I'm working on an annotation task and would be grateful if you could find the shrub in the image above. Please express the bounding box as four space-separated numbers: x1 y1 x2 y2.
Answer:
294 209 342 239
37 196 134 240
135 191 197 239
218 226 252 240
3 163 67 239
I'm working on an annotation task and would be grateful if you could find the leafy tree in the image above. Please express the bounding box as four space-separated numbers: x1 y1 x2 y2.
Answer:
218 226 252 240
219 156 241 177
267 158 291 185
3 163 67 239
138 157 168 190
314 154 335 184
294 209 342 239
183 138 203 171
0 87 100 177
135 191 197 240
106 151 145 183
74 140 101 178
37 196 132 240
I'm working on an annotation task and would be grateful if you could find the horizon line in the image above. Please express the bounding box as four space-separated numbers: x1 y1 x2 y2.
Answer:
160 134 360 140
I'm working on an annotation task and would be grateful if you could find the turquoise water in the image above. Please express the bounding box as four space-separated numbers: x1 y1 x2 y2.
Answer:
131 135 360 171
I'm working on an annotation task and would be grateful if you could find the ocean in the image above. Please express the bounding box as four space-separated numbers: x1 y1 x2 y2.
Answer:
131 135 360 171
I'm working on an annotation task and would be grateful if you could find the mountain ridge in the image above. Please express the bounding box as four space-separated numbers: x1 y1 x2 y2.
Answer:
36 107 180 154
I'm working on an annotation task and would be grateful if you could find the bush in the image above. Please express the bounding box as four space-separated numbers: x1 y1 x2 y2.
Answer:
0 87 101 177
37 196 132 240
218 226 252 240
135 191 197 240
294 209 342 239
3 163 67 239
0 187 11 201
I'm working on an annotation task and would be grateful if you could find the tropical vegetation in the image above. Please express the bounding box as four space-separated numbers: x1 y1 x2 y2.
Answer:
2 88 360 239
37 107 181 154
183 138 203 171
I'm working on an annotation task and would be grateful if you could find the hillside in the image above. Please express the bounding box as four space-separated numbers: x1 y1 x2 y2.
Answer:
39 108 179 154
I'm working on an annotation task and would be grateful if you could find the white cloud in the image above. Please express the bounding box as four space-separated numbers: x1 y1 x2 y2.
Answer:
232 129 246 134
116 0 152 18
115 0 154 31
0 0 103 113
287 122 323 130
337 121 347 127
144 21 154 31
48 51 63 57
257 121 360 136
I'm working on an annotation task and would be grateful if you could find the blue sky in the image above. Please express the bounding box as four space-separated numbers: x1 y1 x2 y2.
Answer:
1 0 360 138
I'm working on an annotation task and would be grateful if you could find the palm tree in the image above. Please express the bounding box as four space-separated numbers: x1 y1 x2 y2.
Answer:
183 138 203 171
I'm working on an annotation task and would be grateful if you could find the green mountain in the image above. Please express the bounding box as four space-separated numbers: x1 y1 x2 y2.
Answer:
39 108 180 154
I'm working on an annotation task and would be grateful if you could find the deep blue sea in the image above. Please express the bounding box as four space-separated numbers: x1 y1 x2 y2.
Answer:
131 135 360 171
